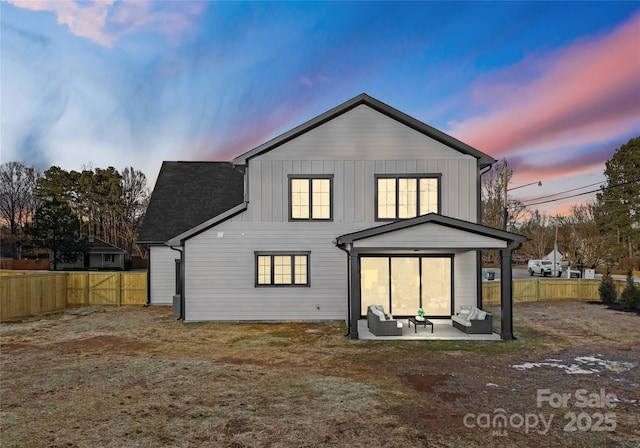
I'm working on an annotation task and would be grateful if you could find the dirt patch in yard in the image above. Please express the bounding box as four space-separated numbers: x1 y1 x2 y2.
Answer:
1 301 639 447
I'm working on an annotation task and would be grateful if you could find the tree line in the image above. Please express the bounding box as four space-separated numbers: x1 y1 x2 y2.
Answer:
481 136 640 271
0 163 149 267
1 137 638 271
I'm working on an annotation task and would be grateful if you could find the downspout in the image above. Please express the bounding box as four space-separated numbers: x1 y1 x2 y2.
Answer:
335 240 351 337
144 244 151 307
169 244 184 320
477 163 492 309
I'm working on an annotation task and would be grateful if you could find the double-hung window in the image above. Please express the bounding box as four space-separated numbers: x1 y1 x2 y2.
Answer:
256 252 310 286
289 175 333 221
376 175 440 220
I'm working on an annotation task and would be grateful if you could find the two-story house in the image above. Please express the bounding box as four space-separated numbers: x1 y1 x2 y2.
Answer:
140 94 526 340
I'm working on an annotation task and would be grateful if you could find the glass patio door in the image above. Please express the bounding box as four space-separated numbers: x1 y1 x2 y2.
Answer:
390 257 420 316
360 256 452 317
421 257 451 316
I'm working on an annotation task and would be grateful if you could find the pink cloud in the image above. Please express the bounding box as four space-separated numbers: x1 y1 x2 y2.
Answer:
188 102 311 162
9 0 116 46
448 12 640 159
7 0 206 47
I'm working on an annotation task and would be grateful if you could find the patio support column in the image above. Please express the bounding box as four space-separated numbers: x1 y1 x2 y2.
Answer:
349 250 360 339
500 247 514 340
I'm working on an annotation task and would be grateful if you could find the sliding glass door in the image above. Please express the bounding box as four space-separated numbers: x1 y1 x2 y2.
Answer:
360 256 452 317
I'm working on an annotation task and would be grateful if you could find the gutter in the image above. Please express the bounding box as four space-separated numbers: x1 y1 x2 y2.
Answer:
169 244 184 320
143 244 151 307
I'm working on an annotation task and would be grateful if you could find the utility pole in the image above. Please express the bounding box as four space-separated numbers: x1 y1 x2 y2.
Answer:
503 159 508 231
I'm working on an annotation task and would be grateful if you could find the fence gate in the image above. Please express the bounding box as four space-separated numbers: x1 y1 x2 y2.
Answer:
67 272 122 306
89 273 121 305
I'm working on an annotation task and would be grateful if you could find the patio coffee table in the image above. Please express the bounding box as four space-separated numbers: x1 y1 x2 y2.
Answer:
408 316 433 333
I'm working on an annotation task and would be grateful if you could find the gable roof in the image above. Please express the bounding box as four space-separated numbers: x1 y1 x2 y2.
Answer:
87 236 127 253
233 93 496 168
137 162 245 244
335 213 527 246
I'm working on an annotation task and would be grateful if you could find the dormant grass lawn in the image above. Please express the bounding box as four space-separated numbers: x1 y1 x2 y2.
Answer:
1 301 638 447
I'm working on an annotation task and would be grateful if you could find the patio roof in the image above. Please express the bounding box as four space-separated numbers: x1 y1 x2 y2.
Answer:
336 213 527 247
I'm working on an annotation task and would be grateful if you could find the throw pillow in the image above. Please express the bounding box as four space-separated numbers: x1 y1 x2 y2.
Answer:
477 310 487 320
468 308 479 320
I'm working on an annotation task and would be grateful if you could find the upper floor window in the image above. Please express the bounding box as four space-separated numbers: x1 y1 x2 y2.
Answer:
376 175 440 220
289 175 333 221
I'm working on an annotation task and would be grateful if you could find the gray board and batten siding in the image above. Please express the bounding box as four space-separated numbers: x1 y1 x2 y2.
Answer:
235 105 479 224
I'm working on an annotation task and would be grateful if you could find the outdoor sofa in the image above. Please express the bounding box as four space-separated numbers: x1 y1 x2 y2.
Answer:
367 305 403 336
451 306 493 334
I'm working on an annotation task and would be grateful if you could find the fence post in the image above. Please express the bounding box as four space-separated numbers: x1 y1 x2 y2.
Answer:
85 272 90 306
577 278 582 301
116 272 122 306
536 278 540 302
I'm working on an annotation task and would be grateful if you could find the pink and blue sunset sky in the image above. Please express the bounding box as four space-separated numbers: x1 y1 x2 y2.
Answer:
1 1 639 216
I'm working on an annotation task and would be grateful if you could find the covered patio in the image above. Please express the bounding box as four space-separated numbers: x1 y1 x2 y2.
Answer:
357 318 501 341
335 213 527 341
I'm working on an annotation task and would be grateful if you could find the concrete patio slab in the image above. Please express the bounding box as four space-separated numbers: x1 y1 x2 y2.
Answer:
357 318 501 341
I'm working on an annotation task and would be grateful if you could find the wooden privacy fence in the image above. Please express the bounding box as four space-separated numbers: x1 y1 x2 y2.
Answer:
0 272 67 320
0 272 631 321
1 271 147 321
482 278 628 306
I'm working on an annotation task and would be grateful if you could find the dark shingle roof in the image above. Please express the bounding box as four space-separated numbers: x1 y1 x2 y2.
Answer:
137 162 244 244
87 236 127 253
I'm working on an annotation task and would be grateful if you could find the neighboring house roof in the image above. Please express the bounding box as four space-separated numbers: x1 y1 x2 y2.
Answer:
86 236 127 254
233 93 496 169
49 236 127 254
136 162 245 244
335 213 527 246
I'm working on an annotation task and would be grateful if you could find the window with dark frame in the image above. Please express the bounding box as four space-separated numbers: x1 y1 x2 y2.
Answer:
289 176 332 221
104 254 115 263
376 175 439 220
256 252 310 286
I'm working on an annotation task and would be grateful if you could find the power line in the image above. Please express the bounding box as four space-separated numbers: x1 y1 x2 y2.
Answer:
522 178 640 207
520 180 605 204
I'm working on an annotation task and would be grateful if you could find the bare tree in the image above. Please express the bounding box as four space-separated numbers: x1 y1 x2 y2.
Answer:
120 167 149 257
556 202 606 269
0 162 42 258
481 159 527 231
519 210 553 260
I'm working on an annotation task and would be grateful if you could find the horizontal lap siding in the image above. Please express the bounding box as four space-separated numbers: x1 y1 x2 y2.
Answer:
149 246 176 305
184 221 355 321
184 221 481 321
248 105 477 224
454 251 477 310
